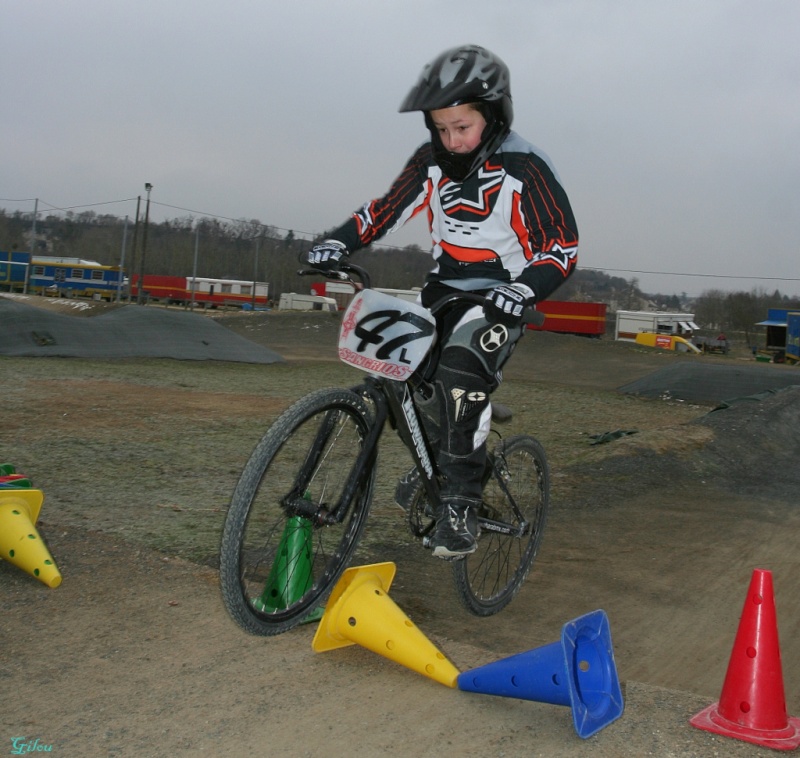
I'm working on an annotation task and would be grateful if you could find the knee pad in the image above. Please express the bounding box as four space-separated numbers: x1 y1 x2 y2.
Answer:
433 363 491 457
444 308 524 380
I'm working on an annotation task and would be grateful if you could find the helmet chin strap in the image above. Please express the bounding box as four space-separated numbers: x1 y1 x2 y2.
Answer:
434 144 482 182
425 109 498 183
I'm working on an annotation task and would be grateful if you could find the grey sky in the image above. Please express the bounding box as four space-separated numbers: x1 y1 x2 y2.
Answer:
3 0 799 296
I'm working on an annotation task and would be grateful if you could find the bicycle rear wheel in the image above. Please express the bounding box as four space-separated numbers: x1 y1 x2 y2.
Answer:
453 434 550 616
219 388 375 636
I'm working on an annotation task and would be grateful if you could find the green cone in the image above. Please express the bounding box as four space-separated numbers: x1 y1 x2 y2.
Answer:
253 515 314 612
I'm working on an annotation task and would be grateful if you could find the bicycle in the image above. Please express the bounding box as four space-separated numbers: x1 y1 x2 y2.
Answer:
219 263 550 636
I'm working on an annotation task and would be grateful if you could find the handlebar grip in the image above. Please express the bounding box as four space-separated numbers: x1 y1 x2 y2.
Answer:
524 308 546 327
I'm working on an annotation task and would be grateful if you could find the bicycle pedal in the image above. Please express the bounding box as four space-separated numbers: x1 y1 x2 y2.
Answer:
422 535 467 561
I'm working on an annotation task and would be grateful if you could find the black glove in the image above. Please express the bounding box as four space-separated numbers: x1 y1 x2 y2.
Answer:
307 241 348 272
483 283 535 327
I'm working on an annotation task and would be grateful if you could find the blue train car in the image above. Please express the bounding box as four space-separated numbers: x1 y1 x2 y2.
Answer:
787 312 800 364
27 256 125 300
0 250 31 290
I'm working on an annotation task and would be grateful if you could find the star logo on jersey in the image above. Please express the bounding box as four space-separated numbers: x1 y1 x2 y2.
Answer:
439 163 506 219
531 242 579 276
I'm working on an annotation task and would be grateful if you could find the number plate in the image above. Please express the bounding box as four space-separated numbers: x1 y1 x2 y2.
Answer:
338 290 436 379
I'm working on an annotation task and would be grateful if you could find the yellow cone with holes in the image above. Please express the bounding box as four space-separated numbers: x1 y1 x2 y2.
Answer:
0 489 62 588
312 562 459 688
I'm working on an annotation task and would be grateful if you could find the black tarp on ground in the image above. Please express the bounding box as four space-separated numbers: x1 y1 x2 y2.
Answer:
618 361 799 404
0 298 284 364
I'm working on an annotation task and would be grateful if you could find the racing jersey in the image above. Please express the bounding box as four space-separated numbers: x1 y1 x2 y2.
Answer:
328 131 578 303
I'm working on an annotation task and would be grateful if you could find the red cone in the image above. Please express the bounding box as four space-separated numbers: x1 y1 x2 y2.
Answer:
690 568 800 750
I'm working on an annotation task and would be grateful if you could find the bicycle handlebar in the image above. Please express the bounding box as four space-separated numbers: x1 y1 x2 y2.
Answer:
297 263 545 327
297 262 372 290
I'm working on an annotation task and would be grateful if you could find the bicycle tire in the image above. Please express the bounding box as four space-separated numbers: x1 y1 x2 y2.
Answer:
452 434 550 616
219 387 376 636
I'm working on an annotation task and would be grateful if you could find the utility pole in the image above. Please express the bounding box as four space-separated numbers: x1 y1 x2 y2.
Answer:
252 235 260 309
137 183 152 305
23 198 38 295
190 225 199 310
129 196 141 302
116 215 129 303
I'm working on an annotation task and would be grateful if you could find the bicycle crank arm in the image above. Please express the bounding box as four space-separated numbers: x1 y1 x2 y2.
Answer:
478 517 530 538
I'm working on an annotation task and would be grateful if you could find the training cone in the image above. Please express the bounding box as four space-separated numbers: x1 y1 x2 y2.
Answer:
690 568 800 750
0 474 32 488
312 562 460 688
457 610 624 739
253 515 314 613
0 489 62 588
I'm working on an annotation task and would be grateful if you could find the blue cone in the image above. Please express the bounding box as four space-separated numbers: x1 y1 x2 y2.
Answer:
457 609 623 739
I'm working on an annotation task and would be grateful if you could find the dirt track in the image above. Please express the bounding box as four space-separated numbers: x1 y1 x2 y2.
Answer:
2 299 800 757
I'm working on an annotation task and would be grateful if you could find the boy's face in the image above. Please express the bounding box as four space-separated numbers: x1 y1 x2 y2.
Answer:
429 104 487 155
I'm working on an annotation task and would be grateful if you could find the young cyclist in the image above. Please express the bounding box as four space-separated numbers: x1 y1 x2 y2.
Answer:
307 44 578 559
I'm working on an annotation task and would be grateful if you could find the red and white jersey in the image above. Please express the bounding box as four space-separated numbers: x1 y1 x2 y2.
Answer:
329 131 578 302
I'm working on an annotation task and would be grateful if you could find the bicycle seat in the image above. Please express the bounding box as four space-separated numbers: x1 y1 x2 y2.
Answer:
491 402 513 424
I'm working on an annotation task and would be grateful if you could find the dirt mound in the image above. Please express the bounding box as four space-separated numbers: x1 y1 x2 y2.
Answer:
618 361 800 404
690 386 800 498
0 295 284 364
562 385 800 510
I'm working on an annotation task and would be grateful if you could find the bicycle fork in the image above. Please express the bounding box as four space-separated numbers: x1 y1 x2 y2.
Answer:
281 393 387 527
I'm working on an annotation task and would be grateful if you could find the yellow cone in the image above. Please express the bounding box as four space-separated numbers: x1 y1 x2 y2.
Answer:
312 562 459 688
0 489 62 588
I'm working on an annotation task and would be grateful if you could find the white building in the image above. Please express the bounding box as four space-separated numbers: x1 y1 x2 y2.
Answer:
615 310 699 342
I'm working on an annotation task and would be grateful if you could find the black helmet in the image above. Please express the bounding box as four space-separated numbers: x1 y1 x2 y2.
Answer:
399 44 513 182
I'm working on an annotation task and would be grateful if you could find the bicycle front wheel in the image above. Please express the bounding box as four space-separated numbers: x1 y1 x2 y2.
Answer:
453 434 550 616
219 387 376 636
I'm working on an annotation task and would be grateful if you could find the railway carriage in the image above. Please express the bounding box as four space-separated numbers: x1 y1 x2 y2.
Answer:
130 275 269 308
1 253 124 300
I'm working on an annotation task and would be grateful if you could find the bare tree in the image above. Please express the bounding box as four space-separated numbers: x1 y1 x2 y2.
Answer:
694 289 727 331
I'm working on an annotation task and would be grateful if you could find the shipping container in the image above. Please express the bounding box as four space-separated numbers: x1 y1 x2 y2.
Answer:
785 312 800 363
0 251 31 290
529 300 607 337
